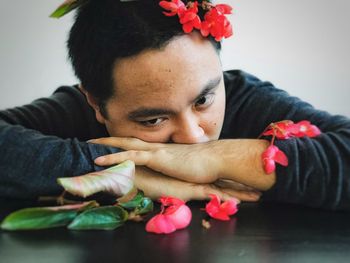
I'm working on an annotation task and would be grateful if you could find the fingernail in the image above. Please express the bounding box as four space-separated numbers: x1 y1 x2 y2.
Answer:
95 156 105 164
87 139 96 143
249 192 261 200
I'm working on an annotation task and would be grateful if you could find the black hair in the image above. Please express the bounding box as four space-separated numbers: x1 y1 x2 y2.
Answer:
67 0 221 117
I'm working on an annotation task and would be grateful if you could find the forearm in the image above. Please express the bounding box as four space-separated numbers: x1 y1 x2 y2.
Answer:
0 121 119 199
212 139 275 191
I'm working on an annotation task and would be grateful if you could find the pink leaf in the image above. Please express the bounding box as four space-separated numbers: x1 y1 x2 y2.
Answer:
57 160 135 198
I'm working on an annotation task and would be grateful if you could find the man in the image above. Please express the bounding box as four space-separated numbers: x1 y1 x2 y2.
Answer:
1 0 349 209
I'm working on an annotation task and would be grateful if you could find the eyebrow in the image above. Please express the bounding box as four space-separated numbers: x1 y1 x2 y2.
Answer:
191 75 222 104
127 75 222 120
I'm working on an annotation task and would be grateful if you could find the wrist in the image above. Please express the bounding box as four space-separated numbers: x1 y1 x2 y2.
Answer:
216 139 276 191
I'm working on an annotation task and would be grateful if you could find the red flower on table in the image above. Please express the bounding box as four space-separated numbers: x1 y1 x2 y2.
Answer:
145 196 192 234
205 194 238 221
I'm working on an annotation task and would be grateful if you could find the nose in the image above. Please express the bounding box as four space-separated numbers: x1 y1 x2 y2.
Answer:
171 113 206 144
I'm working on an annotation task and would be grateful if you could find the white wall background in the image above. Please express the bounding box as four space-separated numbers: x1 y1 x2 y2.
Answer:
0 0 349 116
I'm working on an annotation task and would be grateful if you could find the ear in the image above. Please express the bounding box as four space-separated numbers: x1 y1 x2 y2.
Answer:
79 85 107 124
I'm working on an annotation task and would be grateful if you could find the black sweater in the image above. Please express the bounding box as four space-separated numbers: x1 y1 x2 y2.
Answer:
1 70 349 209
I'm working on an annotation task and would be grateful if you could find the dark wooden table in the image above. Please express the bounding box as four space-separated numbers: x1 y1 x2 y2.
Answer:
1 199 350 263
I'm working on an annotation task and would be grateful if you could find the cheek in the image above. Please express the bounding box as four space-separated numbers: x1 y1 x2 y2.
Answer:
202 107 225 138
202 89 226 138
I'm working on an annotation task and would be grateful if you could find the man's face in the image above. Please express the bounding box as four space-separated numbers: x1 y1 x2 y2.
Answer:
92 33 226 143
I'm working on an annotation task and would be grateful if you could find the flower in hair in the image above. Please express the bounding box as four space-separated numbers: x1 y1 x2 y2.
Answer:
200 4 233 41
159 0 233 41
179 2 202 33
159 0 186 16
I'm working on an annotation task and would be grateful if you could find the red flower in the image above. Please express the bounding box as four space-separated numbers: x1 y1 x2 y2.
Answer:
160 1 233 41
294 120 321 138
201 4 233 41
178 1 201 33
159 0 186 17
205 194 238 221
262 120 298 139
263 120 321 140
262 145 288 174
145 196 192 234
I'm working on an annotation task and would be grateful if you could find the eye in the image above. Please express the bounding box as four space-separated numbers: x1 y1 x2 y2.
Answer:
195 93 215 109
138 117 167 127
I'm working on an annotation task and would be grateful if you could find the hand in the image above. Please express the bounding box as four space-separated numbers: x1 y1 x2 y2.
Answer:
134 166 261 202
90 137 275 191
90 137 222 184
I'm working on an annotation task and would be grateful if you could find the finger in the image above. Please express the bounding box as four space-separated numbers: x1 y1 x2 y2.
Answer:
94 150 152 166
214 179 258 192
89 137 162 151
199 184 261 202
220 188 261 202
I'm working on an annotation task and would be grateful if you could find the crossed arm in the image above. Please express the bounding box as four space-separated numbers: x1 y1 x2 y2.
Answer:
89 137 273 199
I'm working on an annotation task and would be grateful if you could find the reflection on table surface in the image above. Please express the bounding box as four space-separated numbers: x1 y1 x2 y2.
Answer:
1 199 350 263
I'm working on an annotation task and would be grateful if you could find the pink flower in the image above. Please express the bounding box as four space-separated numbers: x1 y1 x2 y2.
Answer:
205 194 238 221
262 145 288 174
146 196 192 234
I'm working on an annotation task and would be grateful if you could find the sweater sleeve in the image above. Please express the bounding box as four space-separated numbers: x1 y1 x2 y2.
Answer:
0 86 121 200
221 70 350 210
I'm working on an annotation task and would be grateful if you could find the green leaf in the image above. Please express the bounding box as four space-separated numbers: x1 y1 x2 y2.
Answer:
50 0 82 18
57 160 135 198
135 197 154 215
119 190 145 210
68 206 128 230
1 201 98 231
118 190 153 215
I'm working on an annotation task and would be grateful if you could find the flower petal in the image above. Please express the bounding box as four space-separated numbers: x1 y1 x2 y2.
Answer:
263 158 276 174
165 204 192 229
215 4 233 15
159 196 185 207
274 149 289 166
220 199 238 216
145 214 176 234
183 23 194 33
166 205 192 229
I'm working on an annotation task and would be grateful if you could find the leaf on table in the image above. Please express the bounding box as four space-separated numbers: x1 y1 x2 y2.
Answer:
118 190 153 215
68 206 128 230
0 201 98 231
118 190 145 210
57 160 135 198
134 197 153 215
116 186 139 204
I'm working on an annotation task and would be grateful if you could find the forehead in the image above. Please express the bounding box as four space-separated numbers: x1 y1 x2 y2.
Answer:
111 34 221 109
